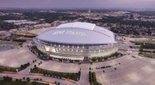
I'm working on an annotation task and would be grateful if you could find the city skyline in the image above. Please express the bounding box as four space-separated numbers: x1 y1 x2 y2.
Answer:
0 0 155 9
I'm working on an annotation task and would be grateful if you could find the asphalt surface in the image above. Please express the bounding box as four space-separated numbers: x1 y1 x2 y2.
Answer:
0 44 15 52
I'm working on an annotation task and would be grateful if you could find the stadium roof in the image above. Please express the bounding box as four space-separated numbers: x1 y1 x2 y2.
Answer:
57 22 96 30
36 22 117 44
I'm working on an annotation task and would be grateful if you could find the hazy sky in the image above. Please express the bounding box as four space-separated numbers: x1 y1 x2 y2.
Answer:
0 0 155 9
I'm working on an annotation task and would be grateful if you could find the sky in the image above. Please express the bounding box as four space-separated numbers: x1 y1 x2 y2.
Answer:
0 0 155 9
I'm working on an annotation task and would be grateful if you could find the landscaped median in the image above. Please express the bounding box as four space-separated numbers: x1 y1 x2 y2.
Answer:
0 65 17 72
30 66 81 81
18 62 30 71
0 62 30 73
90 52 123 62
89 71 102 85
0 76 49 85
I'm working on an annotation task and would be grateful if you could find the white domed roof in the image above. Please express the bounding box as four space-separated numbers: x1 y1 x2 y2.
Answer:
36 22 117 44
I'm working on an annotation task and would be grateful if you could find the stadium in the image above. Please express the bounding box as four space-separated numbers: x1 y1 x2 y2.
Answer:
33 22 119 60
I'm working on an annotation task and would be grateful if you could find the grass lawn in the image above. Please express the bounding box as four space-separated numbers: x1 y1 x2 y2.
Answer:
0 41 20 45
31 67 80 81
131 40 155 45
141 53 155 58
89 72 102 85
12 32 37 37
0 65 17 72
0 80 48 85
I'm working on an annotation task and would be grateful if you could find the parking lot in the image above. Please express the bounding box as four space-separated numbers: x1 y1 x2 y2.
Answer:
0 44 15 52
0 47 37 68
38 61 80 73
93 54 155 85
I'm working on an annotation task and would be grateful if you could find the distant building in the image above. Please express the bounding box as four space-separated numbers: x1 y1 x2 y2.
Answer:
4 20 38 25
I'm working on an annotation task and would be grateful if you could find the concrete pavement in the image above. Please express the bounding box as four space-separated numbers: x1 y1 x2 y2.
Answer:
76 64 90 85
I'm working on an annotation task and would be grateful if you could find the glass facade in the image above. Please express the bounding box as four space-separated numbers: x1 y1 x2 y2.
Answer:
34 38 119 58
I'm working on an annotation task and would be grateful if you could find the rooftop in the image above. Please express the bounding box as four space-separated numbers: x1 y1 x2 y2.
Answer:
36 22 117 44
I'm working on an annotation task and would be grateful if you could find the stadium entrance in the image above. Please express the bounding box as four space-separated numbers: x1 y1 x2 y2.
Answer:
83 56 89 61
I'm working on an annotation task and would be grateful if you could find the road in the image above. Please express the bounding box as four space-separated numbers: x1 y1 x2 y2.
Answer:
0 36 141 85
0 73 75 85
76 64 90 85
